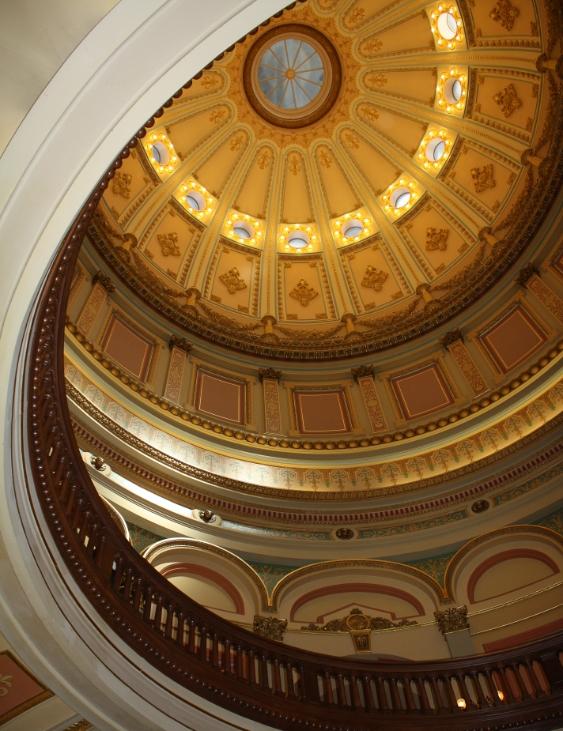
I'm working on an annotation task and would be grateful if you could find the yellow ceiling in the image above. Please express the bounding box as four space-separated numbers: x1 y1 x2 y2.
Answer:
93 0 558 360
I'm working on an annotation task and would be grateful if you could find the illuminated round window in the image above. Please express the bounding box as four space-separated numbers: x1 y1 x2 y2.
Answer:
391 188 412 209
185 191 205 211
233 222 253 240
343 220 364 239
150 142 169 165
244 25 341 128
425 138 446 162
445 77 463 103
288 231 309 250
437 12 458 40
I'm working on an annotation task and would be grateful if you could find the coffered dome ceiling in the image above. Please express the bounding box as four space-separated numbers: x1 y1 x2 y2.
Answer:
89 0 560 360
67 0 561 531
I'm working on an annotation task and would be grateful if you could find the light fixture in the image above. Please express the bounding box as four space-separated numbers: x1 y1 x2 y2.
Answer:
233 222 253 240
342 220 364 239
456 698 467 710
288 231 309 250
185 191 205 211
425 138 446 162
391 188 412 209
437 11 458 40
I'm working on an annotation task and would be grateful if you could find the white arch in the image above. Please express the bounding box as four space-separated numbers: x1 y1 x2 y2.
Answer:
0 2 288 729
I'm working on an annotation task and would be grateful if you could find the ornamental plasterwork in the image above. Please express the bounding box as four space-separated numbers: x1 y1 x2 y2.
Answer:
290 279 318 307
489 0 520 31
425 227 449 252
361 265 388 291
111 171 132 199
253 615 287 641
302 608 417 632
219 267 247 295
493 83 523 118
434 605 469 634
157 232 180 257
471 164 496 193
364 72 387 89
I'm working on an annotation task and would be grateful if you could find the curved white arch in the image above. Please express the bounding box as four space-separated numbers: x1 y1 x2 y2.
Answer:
0 2 288 729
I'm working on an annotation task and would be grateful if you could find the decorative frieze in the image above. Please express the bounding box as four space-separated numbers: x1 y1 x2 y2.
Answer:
524 273 563 323
354 370 386 431
164 345 187 403
76 277 110 336
302 608 417 652
261 373 282 434
444 335 488 395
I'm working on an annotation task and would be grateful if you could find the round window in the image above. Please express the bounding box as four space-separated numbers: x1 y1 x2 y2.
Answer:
445 77 463 103
150 142 169 165
233 222 253 240
343 220 364 239
185 191 205 211
425 138 446 162
391 188 412 210
437 12 458 40
288 231 309 249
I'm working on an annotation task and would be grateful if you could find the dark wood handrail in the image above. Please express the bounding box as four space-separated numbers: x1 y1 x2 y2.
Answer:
26 175 563 731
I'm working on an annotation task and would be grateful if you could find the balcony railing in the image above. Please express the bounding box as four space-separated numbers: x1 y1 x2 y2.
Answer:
26 170 563 731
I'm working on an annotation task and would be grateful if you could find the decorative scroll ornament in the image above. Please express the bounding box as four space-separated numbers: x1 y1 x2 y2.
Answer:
489 0 520 30
302 608 417 652
434 605 469 635
290 279 318 307
257 148 272 169
362 265 389 291
219 267 247 294
0 674 12 696
92 271 115 293
111 171 132 199
157 232 180 257
253 615 287 641
258 367 282 381
471 164 496 193
168 335 192 353
425 227 449 252
493 83 523 118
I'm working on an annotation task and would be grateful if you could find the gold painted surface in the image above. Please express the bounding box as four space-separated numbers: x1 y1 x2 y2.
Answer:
85 0 560 360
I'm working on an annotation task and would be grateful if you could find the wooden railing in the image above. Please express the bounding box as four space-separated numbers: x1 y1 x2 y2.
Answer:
26 177 563 731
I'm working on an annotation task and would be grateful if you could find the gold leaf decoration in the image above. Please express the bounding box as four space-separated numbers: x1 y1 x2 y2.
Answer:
290 279 318 307
471 164 496 193
219 267 247 294
489 0 520 30
361 265 389 291
493 83 523 118
425 227 449 251
157 232 180 257
111 171 132 199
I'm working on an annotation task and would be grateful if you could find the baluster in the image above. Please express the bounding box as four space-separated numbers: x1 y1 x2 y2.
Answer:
336 673 346 706
175 612 185 646
143 588 153 622
375 676 387 710
272 658 282 694
224 639 232 673
470 671 488 708
153 595 163 631
187 619 196 654
132 579 144 613
237 646 245 681
211 633 220 667
415 677 431 712
443 674 459 711
323 673 334 704
362 675 374 710
484 668 502 705
123 567 134 602
199 627 208 661
248 649 257 685
351 674 362 709
259 655 270 690
522 661 541 697
403 676 416 711
389 677 402 710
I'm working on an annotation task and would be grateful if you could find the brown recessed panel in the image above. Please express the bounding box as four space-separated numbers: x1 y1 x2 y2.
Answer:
0 651 51 724
101 313 154 380
479 305 546 373
195 369 246 424
293 389 352 434
391 363 454 420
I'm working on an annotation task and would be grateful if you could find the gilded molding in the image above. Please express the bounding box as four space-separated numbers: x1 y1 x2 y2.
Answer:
253 615 287 641
434 605 469 635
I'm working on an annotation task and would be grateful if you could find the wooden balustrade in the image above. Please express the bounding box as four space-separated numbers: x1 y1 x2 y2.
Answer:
25 182 563 731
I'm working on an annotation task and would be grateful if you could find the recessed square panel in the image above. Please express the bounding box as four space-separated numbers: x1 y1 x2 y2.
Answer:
391 362 454 419
293 389 352 434
0 651 51 724
195 369 246 424
479 305 546 373
101 313 154 380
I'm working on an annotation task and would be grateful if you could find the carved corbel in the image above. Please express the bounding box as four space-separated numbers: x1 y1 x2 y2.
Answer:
253 615 287 641
478 227 499 247
434 605 469 635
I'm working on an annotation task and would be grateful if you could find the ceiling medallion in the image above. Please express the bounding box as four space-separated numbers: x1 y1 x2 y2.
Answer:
243 24 342 128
